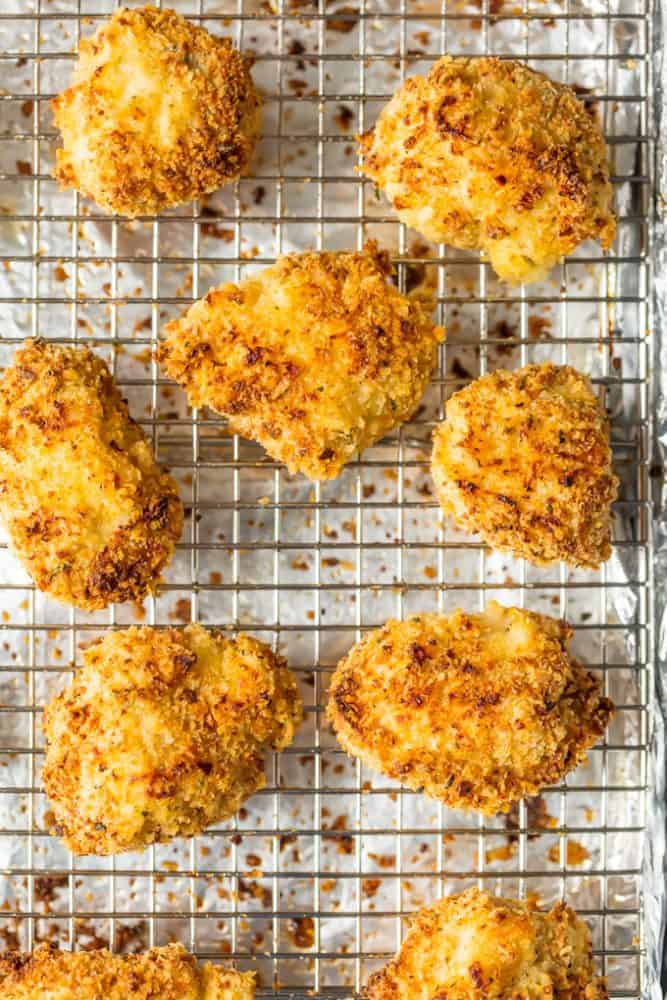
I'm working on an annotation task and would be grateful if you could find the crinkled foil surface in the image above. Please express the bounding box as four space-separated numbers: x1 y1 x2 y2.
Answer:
0 0 663 996
649 0 666 995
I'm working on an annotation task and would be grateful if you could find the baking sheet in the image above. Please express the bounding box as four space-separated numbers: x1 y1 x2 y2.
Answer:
0 0 660 995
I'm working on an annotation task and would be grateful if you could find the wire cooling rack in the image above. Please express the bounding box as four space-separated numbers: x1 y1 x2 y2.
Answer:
0 0 657 996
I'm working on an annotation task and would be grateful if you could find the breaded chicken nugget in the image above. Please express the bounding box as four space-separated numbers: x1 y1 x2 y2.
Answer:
42 624 302 854
327 602 613 815
0 340 183 610
52 6 261 216
365 887 607 999
159 243 444 480
359 57 615 284
431 363 618 568
0 942 254 999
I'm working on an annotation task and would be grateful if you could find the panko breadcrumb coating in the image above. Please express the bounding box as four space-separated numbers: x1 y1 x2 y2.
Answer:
0 340 183 611
42 624 302 855
159 243 444 481
52 6 261 216
0 943 255 999
365 888 608 999
327 602 613 815
431 363 618 568
359 56 615 284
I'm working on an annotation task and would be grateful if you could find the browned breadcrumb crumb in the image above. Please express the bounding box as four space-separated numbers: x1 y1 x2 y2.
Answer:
364 888 608 999
52 6 261 216
42 624 302 855
431 363 618 568
549 839 591 866
159 241 444 481
359 56 615 284
0 942 255 999
327 602 613 815
0 339 183 611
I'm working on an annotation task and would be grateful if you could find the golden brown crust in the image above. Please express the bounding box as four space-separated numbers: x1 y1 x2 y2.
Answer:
52 6 261 216
431 363 618 568
0 339 183 610
0 943 255 999
159 242 444 481
359 56 615 284
327 602 613 815
42 624 302 855
364 888 608 999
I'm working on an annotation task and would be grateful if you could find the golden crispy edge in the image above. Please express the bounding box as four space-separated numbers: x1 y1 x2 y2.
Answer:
52 6 261 215
358 56 615 283
364 888 608 1000
327 605 614 814
159 241 443 480
430 363 618 568
0 339 183 610
0 943 255 998
41 624 303 854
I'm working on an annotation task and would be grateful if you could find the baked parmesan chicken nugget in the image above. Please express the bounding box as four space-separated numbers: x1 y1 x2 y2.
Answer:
365 888 608 999
52 6 261 216
328 602 613 815
159 243 443 480
0 340 183 611
0 943 255 1000
42 625 302 855
431 363 618 568
359 56 615 284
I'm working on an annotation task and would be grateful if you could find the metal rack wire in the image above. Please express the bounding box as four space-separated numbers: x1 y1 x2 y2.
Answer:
0 0 655 996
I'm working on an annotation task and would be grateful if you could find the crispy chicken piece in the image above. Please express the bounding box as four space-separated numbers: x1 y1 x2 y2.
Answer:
52 6 260 216
365 888 608 999
359 56 615 284
159 243 444 481
0 943 254 999
0 340 183 610
431 363 618 568
327 602 613 815
42 624 302 854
